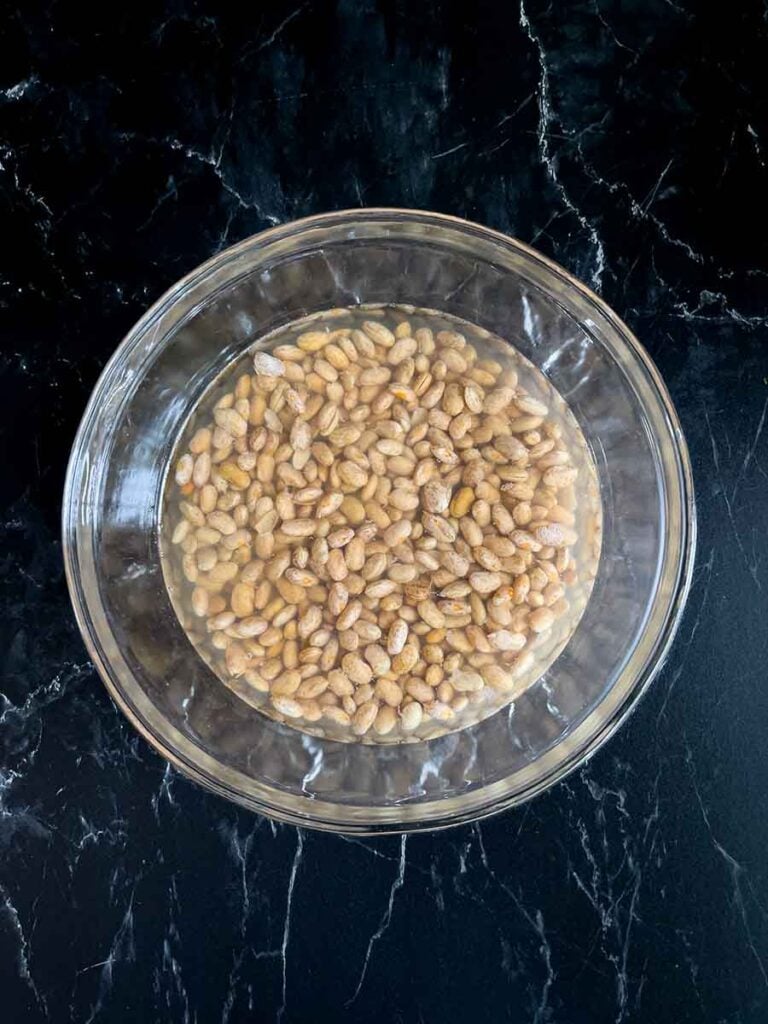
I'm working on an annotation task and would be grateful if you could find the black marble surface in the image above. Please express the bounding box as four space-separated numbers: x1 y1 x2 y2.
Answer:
2 1 767 1021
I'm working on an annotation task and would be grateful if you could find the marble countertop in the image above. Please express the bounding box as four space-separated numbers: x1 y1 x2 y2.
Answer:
2 2 767 1021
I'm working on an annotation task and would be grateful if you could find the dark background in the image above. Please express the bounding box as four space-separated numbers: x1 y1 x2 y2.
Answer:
1 1 767 1021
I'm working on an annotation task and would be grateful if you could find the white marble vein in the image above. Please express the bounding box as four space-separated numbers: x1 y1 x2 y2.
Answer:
0 882 46 1015
166 138 281 225
747 124 765 167
0 143 53 238
474 823 554 1023
151 762 177 821
338 835 403 863
731 394 768 505
346 834 408 1006
226 818 260 937
673 289 768 326
431 140 470 160
254 4 309 54
437 48 451 111
519 1 606 289
137 176 178 231
277 828 305 1023
562 768 657 1022
573 139 707 269
116 131 282 233
82 892 136 1024
157 876 191 1024
592 0 638 56
705 407 762 589
1 76 38 101
686 741 768 988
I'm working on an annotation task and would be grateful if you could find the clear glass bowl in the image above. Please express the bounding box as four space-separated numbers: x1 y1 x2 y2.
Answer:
62 209 696 834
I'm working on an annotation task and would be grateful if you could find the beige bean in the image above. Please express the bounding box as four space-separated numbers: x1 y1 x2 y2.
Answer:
366 579 398 600
328 582 349 616
337 600 362 631
361 321 395 346
417 600 445 629
388 336 417 363
488 630 527 652
426 701 455 723
298 606 322 639
388 563 417 583
352 700 379 735
214 408 248 438
406 679 434 703
450 670 484 693
529 606 555 633
235 616 268 638
469 571 502 595
449 486 474 517
225 643 249 677
171 519 190 545
483 387 514 414
342 653 373 686
345 536 366 571
374 677 402 706
271 695 304 718
210 562 239 583
281 519 316 537
365 645 392 676
189 427 211 453
422 513 457 543
392 644 419 674
191 587 209 617
362 552 388 580
441 550 470 576
373 705 397 735
400 701 423 731
327 549 348 581
387 618 408 656
355 620 382 642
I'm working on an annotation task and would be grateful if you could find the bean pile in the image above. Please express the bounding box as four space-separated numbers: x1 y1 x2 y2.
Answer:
166 308 593 742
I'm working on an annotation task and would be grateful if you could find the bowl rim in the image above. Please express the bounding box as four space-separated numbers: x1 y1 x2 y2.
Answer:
62 207 697 834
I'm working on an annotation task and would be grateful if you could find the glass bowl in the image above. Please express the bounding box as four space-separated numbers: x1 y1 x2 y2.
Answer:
62 209 696 834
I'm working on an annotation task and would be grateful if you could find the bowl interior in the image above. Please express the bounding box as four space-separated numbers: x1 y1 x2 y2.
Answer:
65 212 692 831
